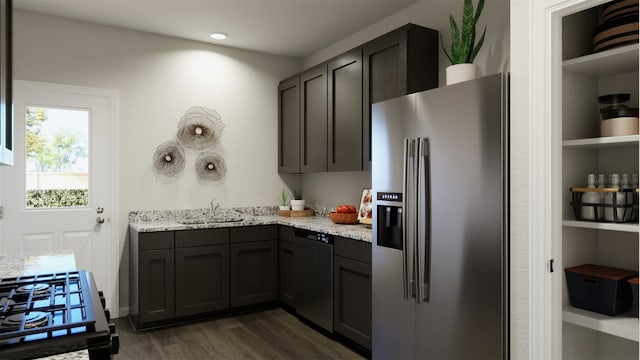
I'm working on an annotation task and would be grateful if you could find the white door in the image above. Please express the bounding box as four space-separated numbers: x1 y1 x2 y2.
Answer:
0 80 119 316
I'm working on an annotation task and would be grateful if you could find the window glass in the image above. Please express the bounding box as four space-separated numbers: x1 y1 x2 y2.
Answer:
25 107 89 208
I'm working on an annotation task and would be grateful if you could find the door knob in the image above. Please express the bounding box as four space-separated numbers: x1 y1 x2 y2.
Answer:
97 217 105 224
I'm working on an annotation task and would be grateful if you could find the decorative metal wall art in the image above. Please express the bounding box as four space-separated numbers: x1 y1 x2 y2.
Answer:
153 106 227 185
176 106 225 151
195 152 227 184
152 140 186 180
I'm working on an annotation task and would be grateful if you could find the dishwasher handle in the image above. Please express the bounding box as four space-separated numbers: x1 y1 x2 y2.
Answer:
294 229 334 244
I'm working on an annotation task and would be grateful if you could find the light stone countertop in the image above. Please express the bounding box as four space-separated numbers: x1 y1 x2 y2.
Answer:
129 206 372 242
0 250 77 278
0 251 90 360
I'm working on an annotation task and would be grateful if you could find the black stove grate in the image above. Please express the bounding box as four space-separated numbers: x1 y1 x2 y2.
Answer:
0 271 108 356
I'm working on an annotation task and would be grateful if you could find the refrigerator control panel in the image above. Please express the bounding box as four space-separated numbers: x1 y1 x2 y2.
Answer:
377 192 402 202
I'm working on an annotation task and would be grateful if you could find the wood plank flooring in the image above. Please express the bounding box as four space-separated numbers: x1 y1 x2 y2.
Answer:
113 308 365 360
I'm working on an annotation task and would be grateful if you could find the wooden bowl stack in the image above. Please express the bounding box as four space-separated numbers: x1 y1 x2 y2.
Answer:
593 0 639 53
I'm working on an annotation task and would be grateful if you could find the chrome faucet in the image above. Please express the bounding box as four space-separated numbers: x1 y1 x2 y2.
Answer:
209 198 220 216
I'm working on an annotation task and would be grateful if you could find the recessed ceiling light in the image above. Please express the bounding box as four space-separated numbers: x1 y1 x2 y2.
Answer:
210 32 227 40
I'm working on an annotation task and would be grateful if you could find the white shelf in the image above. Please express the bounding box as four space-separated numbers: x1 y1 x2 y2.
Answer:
563 135 640 148
563 306 639 342
563 220 640 233
563 44 639 77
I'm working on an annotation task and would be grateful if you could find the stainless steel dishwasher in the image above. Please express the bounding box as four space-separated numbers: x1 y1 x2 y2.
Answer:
294 228 333 332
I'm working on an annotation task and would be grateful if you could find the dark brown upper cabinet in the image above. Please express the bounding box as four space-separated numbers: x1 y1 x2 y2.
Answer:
277 23 438 174
362 23 438 170
278 76 300 173
328 49 363 171
300 65 328 173
0 0 13 166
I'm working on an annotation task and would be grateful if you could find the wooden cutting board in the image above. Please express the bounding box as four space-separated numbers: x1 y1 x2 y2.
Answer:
278 209 315 217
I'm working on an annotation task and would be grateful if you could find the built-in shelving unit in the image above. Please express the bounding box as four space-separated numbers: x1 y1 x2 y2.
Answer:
558 2 639 358
563 43 639 76
563 135 640 148
562 219 639 233
563 306 639 342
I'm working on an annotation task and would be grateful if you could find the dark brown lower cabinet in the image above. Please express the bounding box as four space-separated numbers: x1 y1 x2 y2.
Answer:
175 244 229 317
138 249 175 324
278 226 296 308
333 237 372 350
129 230 175 329
230 226 278 307
174 228 230 317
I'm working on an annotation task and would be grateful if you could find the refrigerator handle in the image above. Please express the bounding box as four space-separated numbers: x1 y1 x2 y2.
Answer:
417 137 430 303
401 138 411 300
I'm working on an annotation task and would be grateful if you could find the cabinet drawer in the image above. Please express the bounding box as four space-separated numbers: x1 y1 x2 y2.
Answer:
334 236 371 264
139 231 174 251
175 228 229 248
230 225 277 243
279 225 296 243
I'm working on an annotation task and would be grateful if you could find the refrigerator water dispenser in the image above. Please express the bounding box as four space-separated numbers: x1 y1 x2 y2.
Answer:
376 205 403 250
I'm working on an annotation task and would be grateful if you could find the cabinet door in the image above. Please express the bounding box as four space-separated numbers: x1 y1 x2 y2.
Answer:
362 24 438 170
300 65 327 173
230 240 278 307
278 76 300 173
138 249 175 324
0 0 13 166
334 255 372 350
278 239 296 308
328 49 363 171
175 244 229 317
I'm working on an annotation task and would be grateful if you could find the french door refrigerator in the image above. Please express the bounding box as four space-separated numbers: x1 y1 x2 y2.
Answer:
371 73 509 359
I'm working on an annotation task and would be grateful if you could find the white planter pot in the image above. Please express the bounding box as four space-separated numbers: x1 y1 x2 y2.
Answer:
279 205 290 211
290 199 305 211
446 63 478 85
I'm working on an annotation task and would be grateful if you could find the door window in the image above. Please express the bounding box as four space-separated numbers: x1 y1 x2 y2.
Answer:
25 106 89 208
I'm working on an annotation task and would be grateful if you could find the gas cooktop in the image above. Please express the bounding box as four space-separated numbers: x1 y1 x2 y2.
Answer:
0 271 118 359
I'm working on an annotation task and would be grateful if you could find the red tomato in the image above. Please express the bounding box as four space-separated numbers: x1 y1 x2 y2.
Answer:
336 205 357 213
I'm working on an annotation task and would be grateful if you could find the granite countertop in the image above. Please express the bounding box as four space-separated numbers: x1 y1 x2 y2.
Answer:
0 251 89 360
129 206 372 243
0 250 77 278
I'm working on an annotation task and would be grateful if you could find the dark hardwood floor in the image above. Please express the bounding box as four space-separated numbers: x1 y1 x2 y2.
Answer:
113 308 365 359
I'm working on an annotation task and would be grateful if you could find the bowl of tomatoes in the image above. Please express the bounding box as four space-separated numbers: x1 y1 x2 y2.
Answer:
329 205 358 224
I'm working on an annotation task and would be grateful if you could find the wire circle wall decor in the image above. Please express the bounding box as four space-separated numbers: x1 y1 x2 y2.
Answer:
195 152 227 184
176 106 225 151
152 140 186 179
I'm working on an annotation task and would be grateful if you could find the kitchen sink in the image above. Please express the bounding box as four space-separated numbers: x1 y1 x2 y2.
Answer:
177 217 244 225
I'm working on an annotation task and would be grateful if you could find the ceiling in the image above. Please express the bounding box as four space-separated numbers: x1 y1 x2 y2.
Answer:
13 0 419 58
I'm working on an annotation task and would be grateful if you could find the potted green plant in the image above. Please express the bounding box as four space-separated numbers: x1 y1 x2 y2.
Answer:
440 0 486 85
290 189 305 211
279 188 289 211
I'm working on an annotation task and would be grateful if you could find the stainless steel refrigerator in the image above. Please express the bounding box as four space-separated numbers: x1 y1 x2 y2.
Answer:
371 73 509 359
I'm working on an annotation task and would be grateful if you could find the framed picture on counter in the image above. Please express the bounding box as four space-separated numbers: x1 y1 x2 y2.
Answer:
357 188 373 223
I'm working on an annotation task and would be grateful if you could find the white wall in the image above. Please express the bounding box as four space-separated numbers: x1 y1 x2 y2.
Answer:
299 0 510 209
301 1 529 358
510 1 530 358
303 0 510 82
12 10 301 310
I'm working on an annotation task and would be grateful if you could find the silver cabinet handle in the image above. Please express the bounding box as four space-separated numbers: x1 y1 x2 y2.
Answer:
96 217 105 224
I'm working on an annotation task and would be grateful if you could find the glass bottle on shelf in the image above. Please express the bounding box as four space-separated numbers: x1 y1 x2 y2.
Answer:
632 174 639 222
603 174 625 222
597 173 607 220
581 174 599 220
